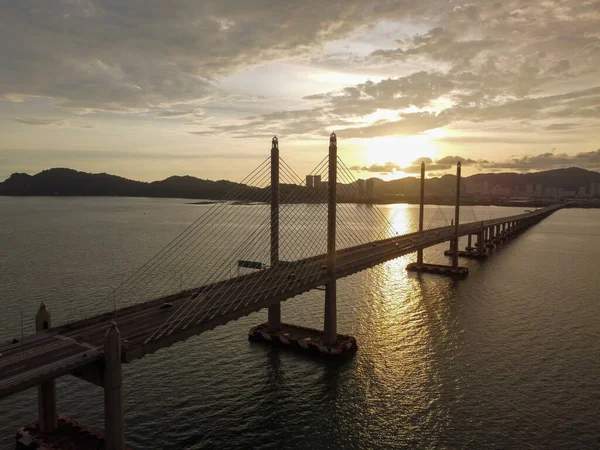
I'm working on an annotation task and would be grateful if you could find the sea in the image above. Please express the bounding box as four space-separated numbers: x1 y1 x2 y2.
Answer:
0 197 598 449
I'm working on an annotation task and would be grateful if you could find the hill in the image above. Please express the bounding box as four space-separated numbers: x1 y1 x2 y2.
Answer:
1 166 599 200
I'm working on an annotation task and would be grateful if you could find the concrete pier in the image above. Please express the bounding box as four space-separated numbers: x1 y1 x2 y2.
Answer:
35 303 57 434
249 323 357 357
104 322 126 450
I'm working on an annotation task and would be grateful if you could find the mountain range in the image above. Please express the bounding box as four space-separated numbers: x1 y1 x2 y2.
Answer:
1 167 599 200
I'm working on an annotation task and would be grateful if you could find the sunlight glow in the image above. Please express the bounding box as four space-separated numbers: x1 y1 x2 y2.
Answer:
363 134 441 171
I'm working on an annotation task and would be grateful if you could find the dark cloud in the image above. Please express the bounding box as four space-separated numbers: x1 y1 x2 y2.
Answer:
350 150 600 175
13 117 64 126
401 155 482 173
543 123 578 131
349 162 401 173
0 0 452 113
480 149 600 171
351 155 484 174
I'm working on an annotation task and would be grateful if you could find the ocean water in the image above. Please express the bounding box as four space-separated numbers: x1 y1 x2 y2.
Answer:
0 197 598 449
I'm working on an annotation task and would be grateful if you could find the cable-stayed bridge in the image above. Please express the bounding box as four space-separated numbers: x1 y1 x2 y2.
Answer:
1 134 561 449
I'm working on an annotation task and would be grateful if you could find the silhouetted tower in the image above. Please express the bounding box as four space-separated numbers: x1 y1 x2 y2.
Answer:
268 136 281 331
324 132 337 345
452 161 461 270
417 162 425 265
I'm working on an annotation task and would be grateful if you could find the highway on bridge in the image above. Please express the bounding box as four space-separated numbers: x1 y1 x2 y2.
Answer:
0 205 560 400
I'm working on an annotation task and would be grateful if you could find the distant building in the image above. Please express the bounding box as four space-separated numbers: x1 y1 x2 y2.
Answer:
590 182 600 197
526 184 534 196
313 175 322 189
535 184 543 197
366 178 376 198
549 188 558 198
491 185 511 197
306 175 314 188
559 189 576 198
578 186 586 197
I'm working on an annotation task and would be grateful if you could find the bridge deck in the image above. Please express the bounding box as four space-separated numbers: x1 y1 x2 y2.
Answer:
0 205 560 399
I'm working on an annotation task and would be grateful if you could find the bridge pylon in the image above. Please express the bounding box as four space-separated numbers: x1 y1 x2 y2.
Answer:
267 136 281 332
407 162 469 276
248 134 357 358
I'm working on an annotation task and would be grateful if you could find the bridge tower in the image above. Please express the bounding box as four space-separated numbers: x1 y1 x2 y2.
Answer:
452 162 461 270
406 162 469 276
416 162 425 265
267 136 281 332
248 134 357 357
324 132 338 345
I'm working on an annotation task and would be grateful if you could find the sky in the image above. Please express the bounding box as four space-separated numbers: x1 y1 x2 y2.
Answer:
0 0 599 182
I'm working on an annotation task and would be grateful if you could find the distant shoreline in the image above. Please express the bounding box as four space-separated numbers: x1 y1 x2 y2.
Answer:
3 194 598 209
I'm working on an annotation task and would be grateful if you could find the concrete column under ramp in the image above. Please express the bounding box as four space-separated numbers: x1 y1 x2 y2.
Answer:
35 303 58 434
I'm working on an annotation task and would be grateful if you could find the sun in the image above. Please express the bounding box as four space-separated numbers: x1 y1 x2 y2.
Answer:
363 133 440 176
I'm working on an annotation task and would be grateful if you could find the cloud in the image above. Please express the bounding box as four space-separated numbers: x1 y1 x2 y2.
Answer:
350 162 401 173
543 123 578 131
351 155 484 174
369 27 501 66
349 150 600 175
400 155 482 173
13 117 65 126
480 149 600 171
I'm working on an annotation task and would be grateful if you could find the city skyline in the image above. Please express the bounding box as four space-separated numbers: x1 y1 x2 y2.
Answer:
1 1 599 182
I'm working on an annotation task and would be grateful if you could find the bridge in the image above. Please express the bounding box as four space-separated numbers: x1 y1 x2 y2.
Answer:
1 134 561 449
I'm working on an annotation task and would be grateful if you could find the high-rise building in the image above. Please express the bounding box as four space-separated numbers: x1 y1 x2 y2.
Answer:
578 186 586 197
590 182 600 197
305 175 314 188
526 184 534 196
535 184 543 197
312 175 322 189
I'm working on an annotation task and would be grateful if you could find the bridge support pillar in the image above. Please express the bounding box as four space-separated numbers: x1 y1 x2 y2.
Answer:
477 231 485 256
104 322 126 450
267 304 281 331
267 136 281 332
324 282 337 345
467 234 472 250
416 162 425 265
35 303 58 434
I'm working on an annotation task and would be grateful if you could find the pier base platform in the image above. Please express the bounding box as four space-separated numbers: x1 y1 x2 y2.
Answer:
444 250 487 259
16 415 132 450
249 322 357 358
406 263 469 277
